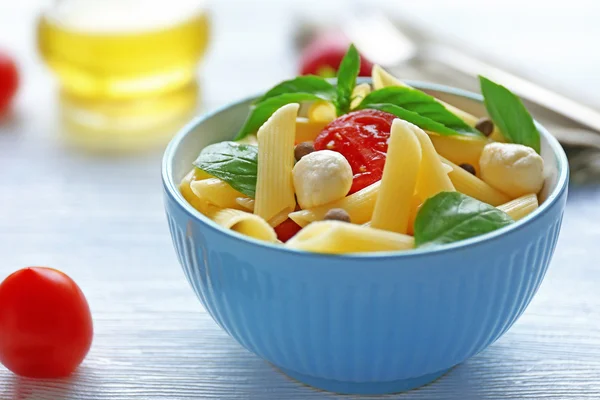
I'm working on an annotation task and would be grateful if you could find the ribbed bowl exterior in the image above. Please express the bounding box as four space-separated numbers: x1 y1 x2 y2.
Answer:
164 187 566 385
162 82 569 392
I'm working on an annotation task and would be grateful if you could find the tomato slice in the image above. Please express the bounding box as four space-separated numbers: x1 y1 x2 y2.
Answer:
314 109 397 193
274 218 302 242
0 267 93 378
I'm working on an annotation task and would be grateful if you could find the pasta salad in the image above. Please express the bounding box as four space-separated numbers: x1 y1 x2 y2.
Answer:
180 45 545 254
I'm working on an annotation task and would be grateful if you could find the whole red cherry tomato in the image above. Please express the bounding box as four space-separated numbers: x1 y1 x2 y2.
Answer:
314 109 397 193
0 52 19 114
0 267 93 378
275 218 302 242
299 31 373 77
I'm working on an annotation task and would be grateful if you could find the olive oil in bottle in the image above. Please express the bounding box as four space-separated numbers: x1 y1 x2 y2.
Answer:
37 0 210 151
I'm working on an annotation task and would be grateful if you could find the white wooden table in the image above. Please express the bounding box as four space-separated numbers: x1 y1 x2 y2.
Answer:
1 1 599 398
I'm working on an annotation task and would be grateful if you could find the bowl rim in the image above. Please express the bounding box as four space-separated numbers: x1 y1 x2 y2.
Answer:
162 80 569 259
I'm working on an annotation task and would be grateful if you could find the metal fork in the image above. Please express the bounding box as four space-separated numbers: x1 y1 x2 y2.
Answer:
343 7 600 149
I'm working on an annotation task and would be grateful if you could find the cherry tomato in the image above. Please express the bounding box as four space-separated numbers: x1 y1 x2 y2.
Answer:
274 218 302 242
299 31 373 77
314 109 397 193
0 267 93 378
0 52 19 114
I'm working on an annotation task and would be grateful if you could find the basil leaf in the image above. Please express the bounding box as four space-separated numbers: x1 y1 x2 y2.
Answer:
359 103 472 137
254 76 337 104
359 87 483 137
235 93 322 140
480 76 541 153
335 44 360 115
414 192 513 247
193 142 258 198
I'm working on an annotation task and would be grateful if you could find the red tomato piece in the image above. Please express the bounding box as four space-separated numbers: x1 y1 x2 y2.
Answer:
0 52 19 114
0 267 93 378
299 31 374 77
274 218 302 242
314 109 397 193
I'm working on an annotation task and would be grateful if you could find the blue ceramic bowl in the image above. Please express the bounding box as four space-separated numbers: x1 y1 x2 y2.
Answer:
162 82 568 394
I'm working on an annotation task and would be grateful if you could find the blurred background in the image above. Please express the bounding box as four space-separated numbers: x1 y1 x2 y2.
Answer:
1 0 599 154
1 0 600 398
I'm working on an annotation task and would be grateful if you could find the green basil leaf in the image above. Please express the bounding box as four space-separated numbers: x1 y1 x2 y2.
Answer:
254 76 337 104
235 93 322 140
193 142 258 198
359 87 483 137
335 44 360 115
414 192 514 247
480 76 541 153
359 103 472 137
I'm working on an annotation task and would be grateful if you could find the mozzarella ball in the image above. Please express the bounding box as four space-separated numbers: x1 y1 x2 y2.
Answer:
292 150 353 209
479 142 544 198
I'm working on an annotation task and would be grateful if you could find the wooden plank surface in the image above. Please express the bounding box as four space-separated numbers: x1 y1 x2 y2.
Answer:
1 1 600 399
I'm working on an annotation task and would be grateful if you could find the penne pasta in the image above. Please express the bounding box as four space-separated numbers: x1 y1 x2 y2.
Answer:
372 65 503 137
363 195 422 235
371 119 422 234
179 169 216 215
441 157 512 206
190 178 248 210
285 221 414 254
429 134 489 175
210 208 277 242
407 196 423 236
236 133 258 146
413 127 455 200
497 194 538 221
191 167 213 181
441 162 453 175
489 130 507 143
372 64 406 91
289 181 381 227
235 197 255 212
350 83 371 109
295 117 328 143
308 100 336 124
254 103 298 226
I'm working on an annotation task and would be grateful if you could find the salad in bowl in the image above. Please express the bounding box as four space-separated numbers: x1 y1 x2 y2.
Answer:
180 45 546 254
163 44 567 394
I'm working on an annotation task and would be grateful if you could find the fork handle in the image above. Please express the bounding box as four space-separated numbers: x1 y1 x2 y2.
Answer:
422 45 600 134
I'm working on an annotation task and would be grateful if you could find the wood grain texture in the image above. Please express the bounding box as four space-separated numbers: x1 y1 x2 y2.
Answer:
1 1 600 399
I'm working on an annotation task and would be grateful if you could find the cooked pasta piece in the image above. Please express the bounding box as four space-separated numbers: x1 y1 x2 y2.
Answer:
289 181 381 227
371 119 422 234
372 65 503 137
372 64 407 91
407 196 423 236
190 178 248 210
235 197 255 212
441 162 453 175
497 194 538 221
351 83 371 109
430 134 489 175
285 221 414 254
210 209 277 242
179 169 215 214
489 130 507 143
308 100 336 124
295 117 328 143
236 133 258 146
191 167 213 181
441 157 511 206
364 195 422 234
372 65 475 123
254 103 298 226
413 128 455 200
